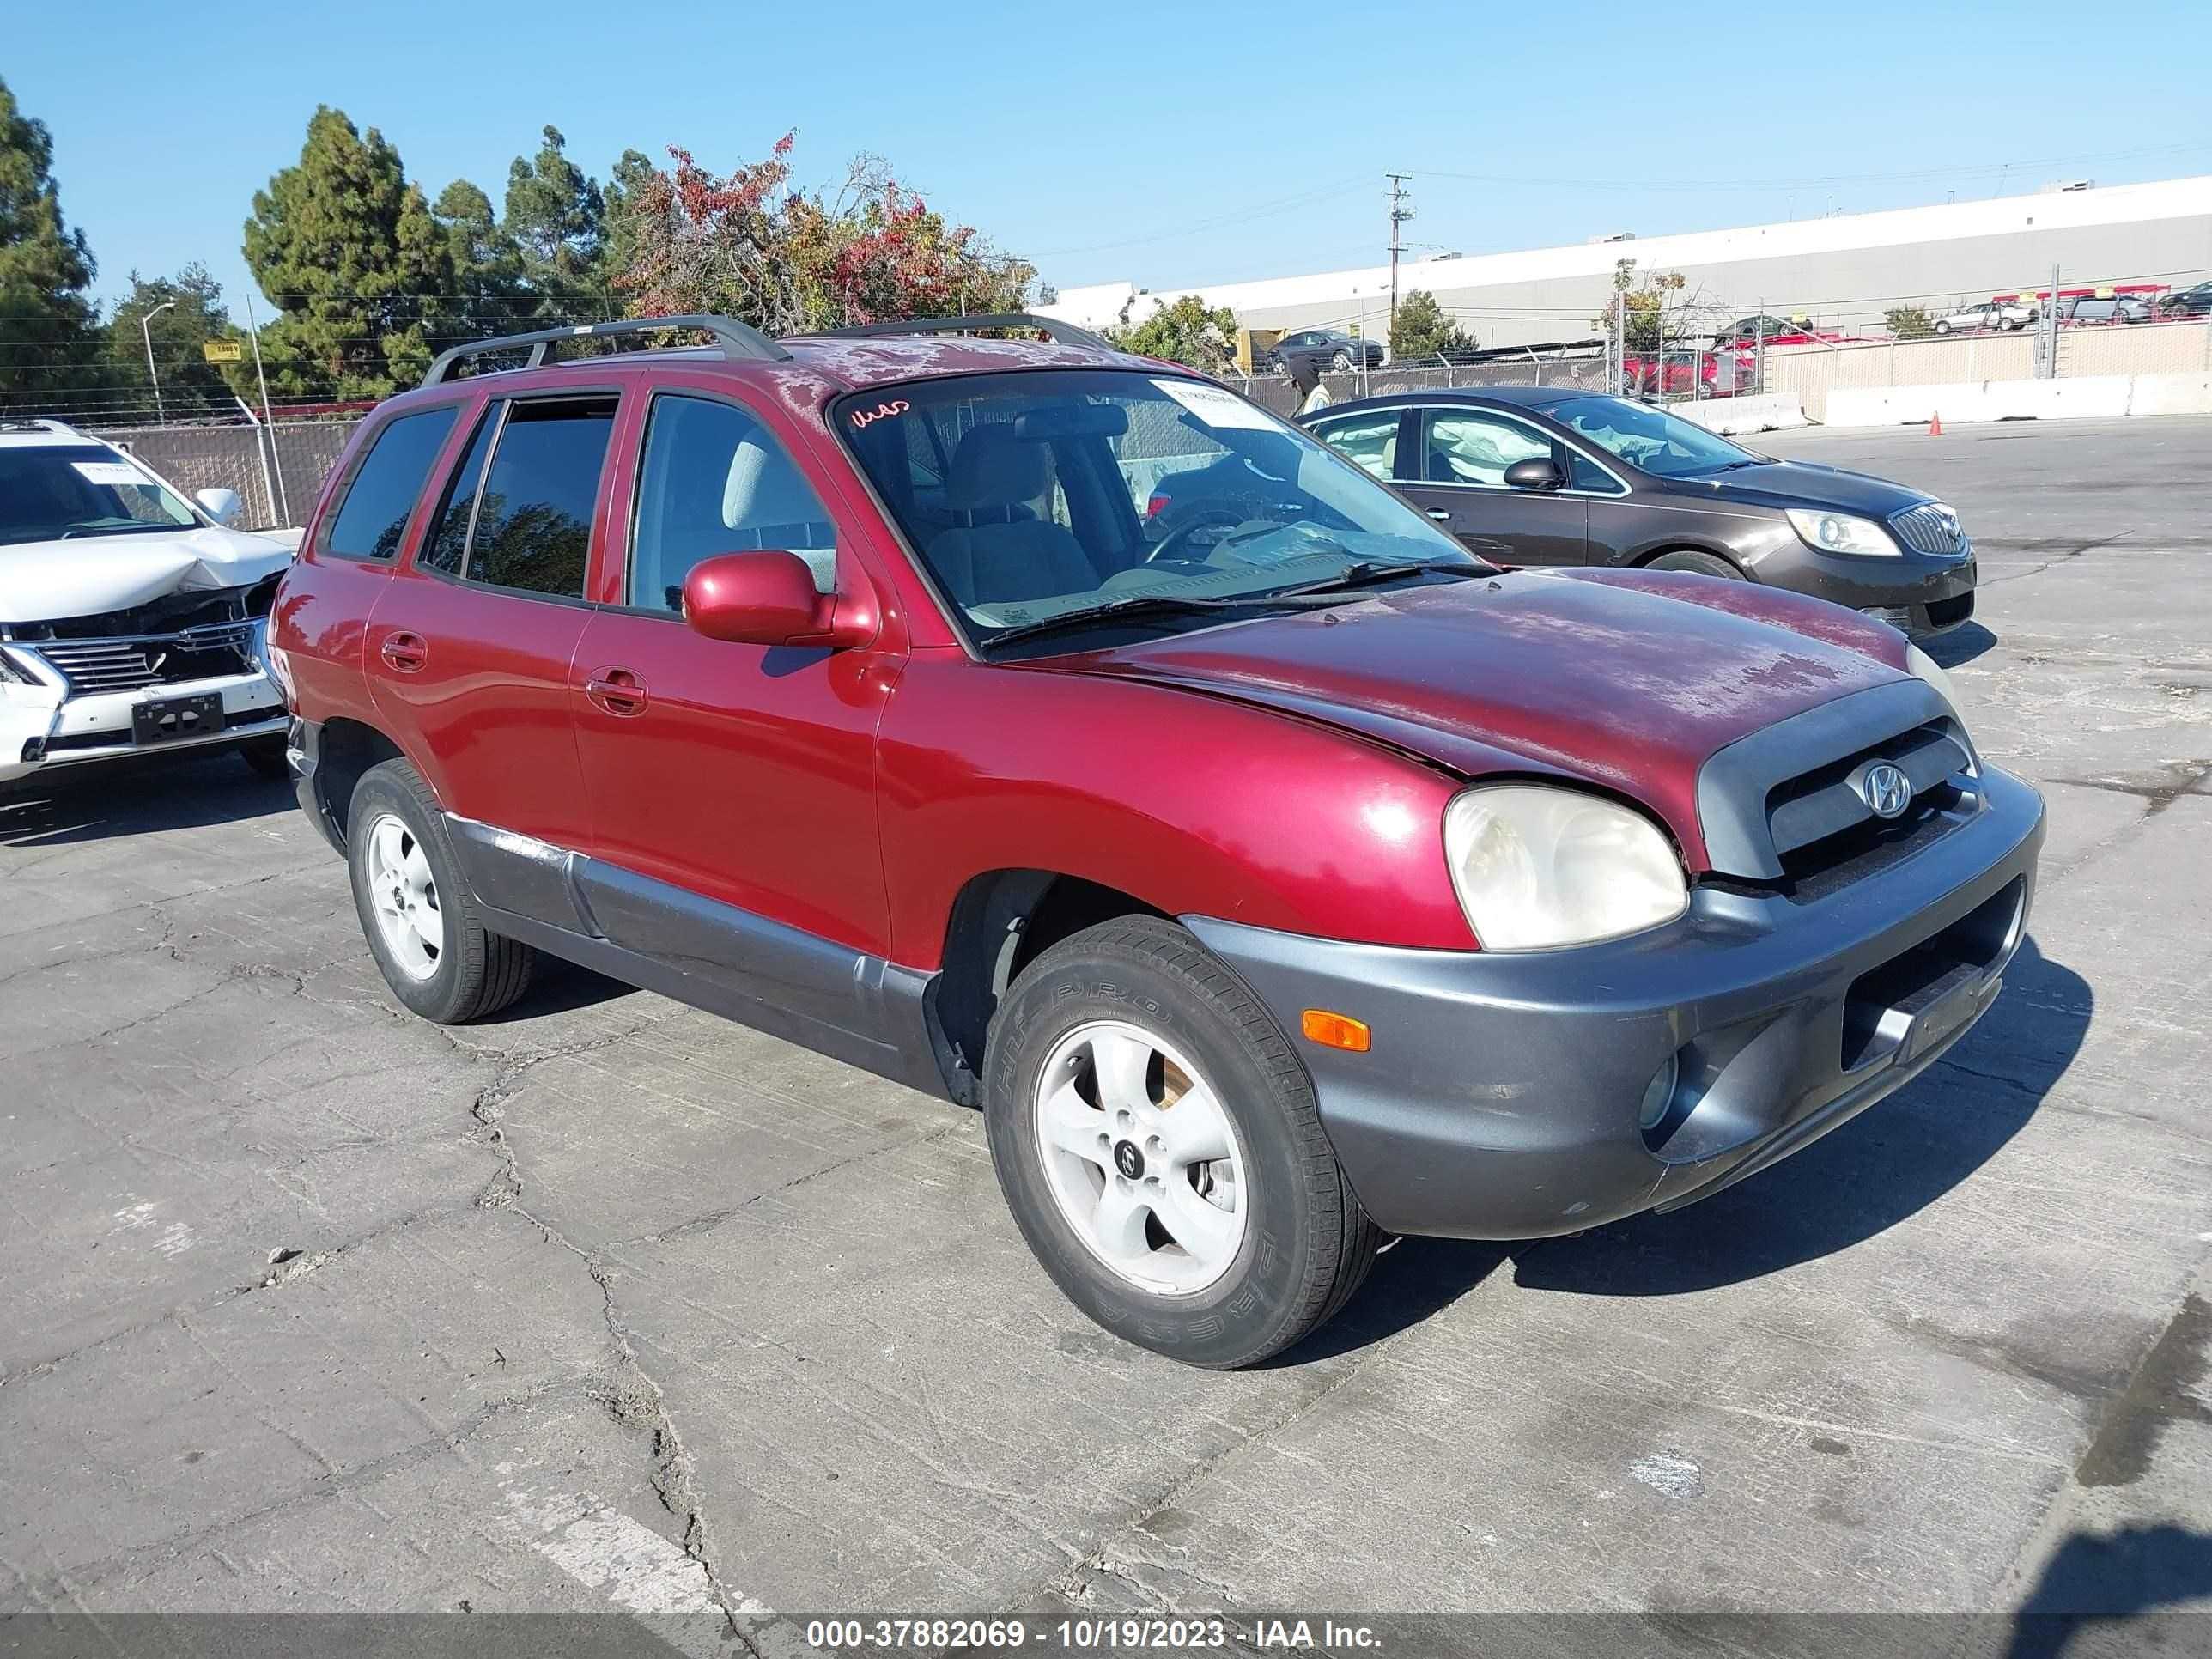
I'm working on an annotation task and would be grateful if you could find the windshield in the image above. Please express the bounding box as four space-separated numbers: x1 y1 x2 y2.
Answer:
0 445 200 548
837 369 1479 647
1541 396 1759 479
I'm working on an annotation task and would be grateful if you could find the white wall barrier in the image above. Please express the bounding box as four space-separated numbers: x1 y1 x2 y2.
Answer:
1826 372 2212 428
1671 394 1813 436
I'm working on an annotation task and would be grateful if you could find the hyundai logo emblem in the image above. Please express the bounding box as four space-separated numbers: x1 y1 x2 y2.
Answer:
1859 761 1913 820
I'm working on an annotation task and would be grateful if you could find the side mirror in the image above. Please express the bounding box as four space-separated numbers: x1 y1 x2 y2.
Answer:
682 550 866 649
1504 457 1566 492
197 487 244 526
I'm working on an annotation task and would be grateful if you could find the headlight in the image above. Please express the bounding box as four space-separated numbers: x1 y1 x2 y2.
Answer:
1905 641 1957 708
1443 785 1689 951
1785 507 1899 557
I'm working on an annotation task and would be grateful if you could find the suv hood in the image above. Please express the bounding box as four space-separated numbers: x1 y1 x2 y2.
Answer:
0 527 292 625
1691 457 1931 518
1048 569 1911 870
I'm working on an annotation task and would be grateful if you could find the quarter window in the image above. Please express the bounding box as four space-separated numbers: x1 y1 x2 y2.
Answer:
1311 411 1401 481
630 395 837 610
461 398 616 599
1422 410 1554 487
323 406 459 561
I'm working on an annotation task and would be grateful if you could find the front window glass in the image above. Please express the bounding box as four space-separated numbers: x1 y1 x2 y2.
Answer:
0 445 199 548
1543 396 1757 479
839 369 1476 647
1422 411 1553 486
631 395 837 608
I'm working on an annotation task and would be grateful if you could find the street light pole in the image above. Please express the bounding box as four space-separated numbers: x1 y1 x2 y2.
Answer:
141 299 178 426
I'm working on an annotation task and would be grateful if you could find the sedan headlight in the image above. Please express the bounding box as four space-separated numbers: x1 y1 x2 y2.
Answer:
1786 507 1900 557
1443 785 1689 951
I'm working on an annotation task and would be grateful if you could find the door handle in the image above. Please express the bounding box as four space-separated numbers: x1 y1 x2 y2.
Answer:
380 631 428 673
1426 508 1452 521
584 666 649 716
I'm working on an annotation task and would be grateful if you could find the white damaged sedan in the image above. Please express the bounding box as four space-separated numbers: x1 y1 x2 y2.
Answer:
1 419 292 792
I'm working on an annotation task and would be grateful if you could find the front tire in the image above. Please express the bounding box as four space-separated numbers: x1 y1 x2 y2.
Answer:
1648 549 1741 579
345 758 535 1024
982 917 1380 1368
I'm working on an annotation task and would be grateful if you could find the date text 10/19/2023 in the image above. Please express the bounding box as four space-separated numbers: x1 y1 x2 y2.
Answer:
802 1619 1384 1650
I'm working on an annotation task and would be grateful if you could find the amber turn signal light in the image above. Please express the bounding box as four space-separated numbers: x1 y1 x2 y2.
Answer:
1300 1009 1371 1053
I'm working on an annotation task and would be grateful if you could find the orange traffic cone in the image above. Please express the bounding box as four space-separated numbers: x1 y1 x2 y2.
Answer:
1929 410 1943 435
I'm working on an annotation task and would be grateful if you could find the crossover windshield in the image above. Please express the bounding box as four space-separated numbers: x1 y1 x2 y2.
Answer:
838 370 1480 647
0 446 200 547
1543 396 1759 479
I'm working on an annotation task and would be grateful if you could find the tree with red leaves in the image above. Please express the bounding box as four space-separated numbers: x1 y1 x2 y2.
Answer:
611 134 1033 333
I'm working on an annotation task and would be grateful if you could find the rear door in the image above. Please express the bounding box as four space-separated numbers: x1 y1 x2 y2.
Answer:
1395 405 1589 567
366 392 619 897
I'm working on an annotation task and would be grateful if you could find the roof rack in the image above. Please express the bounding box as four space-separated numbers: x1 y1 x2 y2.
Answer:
801 313 1116 351
420 313 790 389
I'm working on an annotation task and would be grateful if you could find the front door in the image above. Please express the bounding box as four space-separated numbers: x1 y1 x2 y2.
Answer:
366 392 617 891
569 387 898 1024
1395 406 1589 568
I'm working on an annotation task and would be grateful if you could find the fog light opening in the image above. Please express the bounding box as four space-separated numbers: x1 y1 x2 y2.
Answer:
1638 1052 1680 1133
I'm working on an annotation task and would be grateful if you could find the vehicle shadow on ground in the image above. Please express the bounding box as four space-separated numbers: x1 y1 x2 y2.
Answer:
2003 1524 2212 1657
1283 934 2087 1360
473 954 639 1023
0 755 294 848
1925 619 1998 668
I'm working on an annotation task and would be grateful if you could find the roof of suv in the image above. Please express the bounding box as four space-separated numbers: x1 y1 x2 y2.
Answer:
414 313 1157 401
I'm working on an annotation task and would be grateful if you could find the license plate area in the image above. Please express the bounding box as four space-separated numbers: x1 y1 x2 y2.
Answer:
1840 876 2025 1071
131 691 225 746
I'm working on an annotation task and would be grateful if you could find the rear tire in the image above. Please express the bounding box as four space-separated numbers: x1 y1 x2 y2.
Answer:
1331 349 1352 370
982 916 1381 1368
345 758 535 1024
1648 549 1742 580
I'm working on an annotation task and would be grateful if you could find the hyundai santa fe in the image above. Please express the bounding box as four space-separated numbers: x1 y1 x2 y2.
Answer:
270 313 2045 1367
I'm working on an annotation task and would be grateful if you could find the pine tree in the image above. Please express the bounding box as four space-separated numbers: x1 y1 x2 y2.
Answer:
242 107 453 400
503 125 605 323
0 75 101 407
432 179 524 347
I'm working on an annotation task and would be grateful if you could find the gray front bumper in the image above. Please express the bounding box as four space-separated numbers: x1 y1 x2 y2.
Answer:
1187 764 2045 1240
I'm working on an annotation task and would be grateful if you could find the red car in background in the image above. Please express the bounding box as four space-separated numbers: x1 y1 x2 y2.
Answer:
271 312 2045 1367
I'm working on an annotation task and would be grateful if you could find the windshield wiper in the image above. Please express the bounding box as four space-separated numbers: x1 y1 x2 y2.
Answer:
1269 558 1486 597
982 592 1273 649
1706 458 1767 473
58 520 184 539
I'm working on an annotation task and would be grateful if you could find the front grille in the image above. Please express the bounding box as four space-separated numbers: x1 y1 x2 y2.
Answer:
32 621 258 698
1890 502 1966 556
1764 719 1976 896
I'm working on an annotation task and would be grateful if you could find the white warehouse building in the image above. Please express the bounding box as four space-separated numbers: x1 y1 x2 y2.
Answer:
1043 175 2212 352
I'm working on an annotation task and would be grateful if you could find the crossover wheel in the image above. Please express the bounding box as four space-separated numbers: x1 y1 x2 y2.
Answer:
1331 349 1353 370
1649 549 1741 579
345 758 535 1023
983 916 1380 1368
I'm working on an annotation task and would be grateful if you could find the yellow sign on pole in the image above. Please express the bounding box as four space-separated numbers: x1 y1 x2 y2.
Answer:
202 339 245 363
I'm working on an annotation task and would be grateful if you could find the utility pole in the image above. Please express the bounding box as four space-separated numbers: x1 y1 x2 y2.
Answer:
1386 173 1414 340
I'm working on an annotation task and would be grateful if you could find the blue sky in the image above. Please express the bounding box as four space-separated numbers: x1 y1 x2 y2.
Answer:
9 0 2210 320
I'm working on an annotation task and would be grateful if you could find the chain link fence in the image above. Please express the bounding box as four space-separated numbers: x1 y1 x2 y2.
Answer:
86 419 356 532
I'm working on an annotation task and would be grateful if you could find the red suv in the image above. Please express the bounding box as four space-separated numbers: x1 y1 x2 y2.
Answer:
272 313 2045 1368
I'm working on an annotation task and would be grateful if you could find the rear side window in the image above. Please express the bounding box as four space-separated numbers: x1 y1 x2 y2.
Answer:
454 398 617 599
323 407 459 561
1310 410 1400 481
630 395 837 606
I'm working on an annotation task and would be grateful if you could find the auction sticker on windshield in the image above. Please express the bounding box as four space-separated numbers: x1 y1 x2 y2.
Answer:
1152 379 1278 431
71 461 147 487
